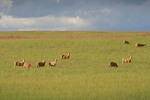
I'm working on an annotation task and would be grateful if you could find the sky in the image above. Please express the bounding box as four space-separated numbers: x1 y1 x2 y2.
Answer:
0 0 150 31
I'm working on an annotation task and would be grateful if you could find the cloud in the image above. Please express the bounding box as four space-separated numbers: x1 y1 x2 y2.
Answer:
0 0 150 31
99 8 112 14
0 15 92 31
56 0 60 3
0 0 13 14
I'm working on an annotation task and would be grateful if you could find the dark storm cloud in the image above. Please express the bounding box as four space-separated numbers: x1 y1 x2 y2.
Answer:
8 0 149 17
0 0 150 31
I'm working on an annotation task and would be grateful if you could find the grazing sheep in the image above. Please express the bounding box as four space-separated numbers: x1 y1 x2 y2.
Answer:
60 53 70 59
36 60 46 68
122 56 132 64
14 59 25 67
123 40 129 44
135 43 146 48
108 62 118 67
49 59 57 67
24 62 32 68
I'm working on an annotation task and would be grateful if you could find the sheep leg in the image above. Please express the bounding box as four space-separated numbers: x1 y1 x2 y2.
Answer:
37 65 39 68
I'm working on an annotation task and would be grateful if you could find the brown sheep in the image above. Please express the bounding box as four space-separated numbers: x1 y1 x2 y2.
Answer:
60 53 70 59
123 40 129 44
108 62 118 67
135 43 146 48
36 60 46 68
24 62 32 68
14 59 25 67
49 59 57 67
122 56 132 64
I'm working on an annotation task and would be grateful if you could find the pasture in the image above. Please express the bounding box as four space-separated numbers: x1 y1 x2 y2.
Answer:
0 31 150 100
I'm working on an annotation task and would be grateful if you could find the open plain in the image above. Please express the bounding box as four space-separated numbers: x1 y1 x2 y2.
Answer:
0 31 150 100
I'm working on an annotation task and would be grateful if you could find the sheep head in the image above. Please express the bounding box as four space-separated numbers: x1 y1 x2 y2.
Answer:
129 56 132 59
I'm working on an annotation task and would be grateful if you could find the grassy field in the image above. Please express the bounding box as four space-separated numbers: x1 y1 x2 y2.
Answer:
0 31 150 100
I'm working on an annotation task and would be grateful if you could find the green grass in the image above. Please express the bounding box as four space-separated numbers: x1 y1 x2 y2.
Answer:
0 31 150 100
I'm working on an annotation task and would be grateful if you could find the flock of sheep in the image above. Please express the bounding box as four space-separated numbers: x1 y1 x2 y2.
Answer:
108 40 146 68
14 40 146 69
14 53 70 68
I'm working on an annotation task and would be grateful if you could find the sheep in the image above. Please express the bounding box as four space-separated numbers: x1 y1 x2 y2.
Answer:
36 60 46 68
135 43 146 48
108 61 118 67
122 56 132 64
60 53 70 59
49 59 57 67
23 62 32 68
14 59 25 67
123 40 129 44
